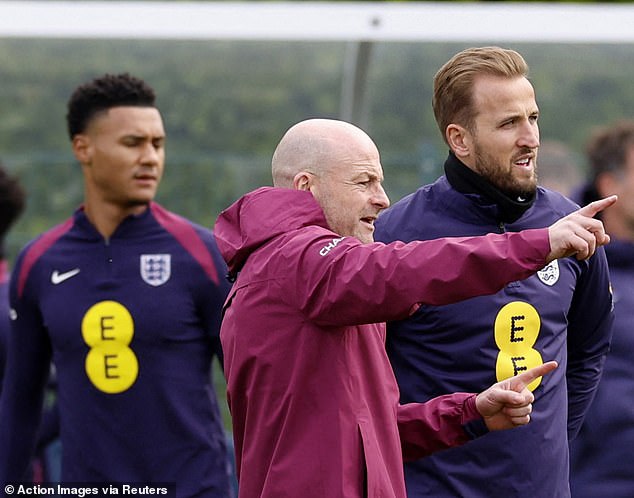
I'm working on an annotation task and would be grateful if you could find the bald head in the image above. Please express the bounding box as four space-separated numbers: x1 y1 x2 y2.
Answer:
271 119 378 188
270 118 389 244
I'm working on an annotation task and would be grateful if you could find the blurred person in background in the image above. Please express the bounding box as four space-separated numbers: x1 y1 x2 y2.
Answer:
0 73 233 497
537 139 583 198
375 46 614 498
569 120 634 498
0 163 60 485
0 162 26 414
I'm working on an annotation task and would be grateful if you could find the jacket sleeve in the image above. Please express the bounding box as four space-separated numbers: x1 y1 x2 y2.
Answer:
0 264 51 483
397 393 484 461
293 228 550 326
566 247 614 440
198 232 232 369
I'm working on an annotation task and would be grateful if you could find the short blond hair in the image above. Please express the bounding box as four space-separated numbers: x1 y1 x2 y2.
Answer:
433 46 529 144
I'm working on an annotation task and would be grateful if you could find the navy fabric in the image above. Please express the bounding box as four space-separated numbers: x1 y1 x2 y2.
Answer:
0 204 232 497
570 239 634 498
375 171 614 498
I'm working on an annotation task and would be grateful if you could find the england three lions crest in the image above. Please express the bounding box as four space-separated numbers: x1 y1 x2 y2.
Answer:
140 254 171 286
537 260 559 286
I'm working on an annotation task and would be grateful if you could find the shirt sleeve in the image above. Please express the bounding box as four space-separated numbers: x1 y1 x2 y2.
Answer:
397 393 485 461
198 231 232 369
566 247 614 440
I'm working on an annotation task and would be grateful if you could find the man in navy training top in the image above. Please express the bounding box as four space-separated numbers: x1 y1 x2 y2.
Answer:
375 46 614 497
0 73 233 497
570 120 634 498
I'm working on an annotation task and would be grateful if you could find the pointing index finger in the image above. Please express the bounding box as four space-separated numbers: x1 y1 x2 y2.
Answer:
576 195 618 218
512 361 558 391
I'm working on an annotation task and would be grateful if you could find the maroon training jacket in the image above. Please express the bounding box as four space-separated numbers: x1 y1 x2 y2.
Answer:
215 187 550 498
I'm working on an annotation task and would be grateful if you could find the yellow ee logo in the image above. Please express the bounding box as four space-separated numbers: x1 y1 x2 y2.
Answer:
81 300 139 394
494 301 544 391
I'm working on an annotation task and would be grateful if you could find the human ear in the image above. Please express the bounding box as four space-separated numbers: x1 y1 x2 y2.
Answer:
446 124 472 159
293 172 313 192
72 134 92 165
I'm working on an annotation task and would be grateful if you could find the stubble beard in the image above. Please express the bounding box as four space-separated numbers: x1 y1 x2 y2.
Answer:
473 146 537 200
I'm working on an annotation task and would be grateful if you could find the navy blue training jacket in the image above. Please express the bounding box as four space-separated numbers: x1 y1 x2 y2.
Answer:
0 204 233 497
375 175 614 498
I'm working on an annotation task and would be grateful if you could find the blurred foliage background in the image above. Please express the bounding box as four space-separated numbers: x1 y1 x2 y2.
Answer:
1 37 634 259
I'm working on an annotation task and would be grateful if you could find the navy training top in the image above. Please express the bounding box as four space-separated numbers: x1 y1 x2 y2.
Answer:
375 175 614 498
0 203 233 497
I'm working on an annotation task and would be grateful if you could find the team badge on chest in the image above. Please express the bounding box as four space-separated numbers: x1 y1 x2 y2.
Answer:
140 254 171 286
537 259 559 286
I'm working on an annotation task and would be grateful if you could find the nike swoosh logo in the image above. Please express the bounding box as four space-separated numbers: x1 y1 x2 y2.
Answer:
51 268 81 285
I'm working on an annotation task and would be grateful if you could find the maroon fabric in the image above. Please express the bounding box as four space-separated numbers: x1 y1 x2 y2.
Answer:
216 187 550 498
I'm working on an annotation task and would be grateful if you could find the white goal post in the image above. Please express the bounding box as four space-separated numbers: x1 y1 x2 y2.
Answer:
1 1 634 43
